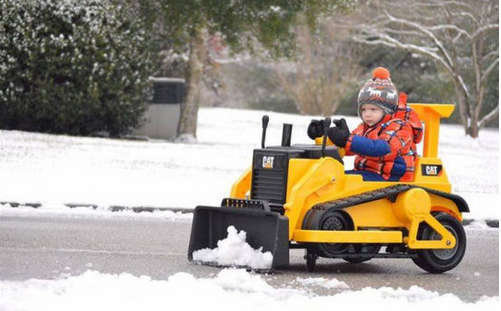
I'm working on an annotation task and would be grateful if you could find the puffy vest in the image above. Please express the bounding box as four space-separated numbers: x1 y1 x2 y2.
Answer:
345 108 422 181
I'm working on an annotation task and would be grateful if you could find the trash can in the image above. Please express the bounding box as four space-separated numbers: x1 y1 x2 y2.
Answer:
134 77 185 139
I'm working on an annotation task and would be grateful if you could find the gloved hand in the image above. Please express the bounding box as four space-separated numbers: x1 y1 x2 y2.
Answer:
307 119 324 140
327 118 350 147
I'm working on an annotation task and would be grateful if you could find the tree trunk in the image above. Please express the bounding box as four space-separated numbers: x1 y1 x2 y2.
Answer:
469 109 480 138
470 123 479 138
452 82 469 136
177 28 205 140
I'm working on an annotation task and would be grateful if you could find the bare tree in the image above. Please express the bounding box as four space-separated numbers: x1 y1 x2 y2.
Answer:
275 15 363 116
353 0 498 138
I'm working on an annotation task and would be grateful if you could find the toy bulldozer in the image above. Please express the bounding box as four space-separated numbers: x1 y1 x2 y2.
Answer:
188 104 468 273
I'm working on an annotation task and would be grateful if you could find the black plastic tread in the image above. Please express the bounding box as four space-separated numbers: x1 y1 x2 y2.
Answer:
303 184 469 232
423 187 470 212
311 184 468 213
312 184 413 213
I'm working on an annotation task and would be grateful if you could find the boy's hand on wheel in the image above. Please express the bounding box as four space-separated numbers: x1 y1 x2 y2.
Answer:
307 119 325 139
328 118 350 147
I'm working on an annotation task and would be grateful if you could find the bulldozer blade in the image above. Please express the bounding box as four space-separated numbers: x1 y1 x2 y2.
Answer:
187 206 289 269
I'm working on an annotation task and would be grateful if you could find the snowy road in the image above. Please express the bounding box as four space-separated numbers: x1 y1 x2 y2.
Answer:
0 214 497 302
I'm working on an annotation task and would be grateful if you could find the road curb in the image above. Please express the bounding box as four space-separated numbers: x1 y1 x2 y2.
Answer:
1 201 498 228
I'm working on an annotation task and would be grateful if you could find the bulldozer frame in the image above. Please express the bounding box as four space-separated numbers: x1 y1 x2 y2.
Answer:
188 104 468 273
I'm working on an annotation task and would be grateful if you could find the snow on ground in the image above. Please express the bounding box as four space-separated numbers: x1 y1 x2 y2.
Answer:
192 225 273 269
0 107 498 307
464 219 498 231
0 203 193 222
295 277 350 289
0 107 499 221
0 269 497 311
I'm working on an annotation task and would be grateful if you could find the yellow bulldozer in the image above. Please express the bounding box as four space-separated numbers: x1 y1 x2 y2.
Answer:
188 104 468 273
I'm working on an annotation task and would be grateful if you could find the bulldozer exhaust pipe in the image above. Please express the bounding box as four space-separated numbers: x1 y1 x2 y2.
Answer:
261 115 269 149
281 123 292 147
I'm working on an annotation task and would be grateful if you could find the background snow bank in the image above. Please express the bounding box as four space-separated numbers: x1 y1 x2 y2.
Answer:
0 107 498 221
0 269 497 311
0 203 193 222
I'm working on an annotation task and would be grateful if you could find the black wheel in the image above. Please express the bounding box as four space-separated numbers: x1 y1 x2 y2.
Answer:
317 210 352 257
343 244 381 264
305 250 318 272
412 213 467 273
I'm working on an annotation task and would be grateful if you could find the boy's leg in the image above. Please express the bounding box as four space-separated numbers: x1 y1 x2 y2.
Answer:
345 170 386 181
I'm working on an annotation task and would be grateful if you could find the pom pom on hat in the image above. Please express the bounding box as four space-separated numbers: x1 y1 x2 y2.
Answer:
373 67 390 80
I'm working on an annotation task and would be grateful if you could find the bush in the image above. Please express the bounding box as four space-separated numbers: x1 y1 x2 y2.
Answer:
0 0 154 136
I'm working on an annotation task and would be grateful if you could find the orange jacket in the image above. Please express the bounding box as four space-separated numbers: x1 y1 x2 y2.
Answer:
344 113 419 181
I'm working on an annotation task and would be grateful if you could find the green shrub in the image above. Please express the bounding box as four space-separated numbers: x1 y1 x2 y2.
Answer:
0 0 154 136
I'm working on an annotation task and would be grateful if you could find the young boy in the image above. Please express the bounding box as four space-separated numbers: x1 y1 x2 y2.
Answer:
307 67 420 181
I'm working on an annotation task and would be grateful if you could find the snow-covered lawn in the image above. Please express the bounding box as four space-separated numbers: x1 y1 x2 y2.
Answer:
0 269 497 311
1 107 498 221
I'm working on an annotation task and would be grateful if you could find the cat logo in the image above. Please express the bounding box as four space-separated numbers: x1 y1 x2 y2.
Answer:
262 156 274 169
422 164 442 176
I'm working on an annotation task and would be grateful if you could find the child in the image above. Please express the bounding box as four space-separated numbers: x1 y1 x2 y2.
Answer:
307 67 420 181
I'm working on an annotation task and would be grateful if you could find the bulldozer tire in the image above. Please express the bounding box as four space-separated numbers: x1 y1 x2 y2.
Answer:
412 213 467 274
317 210 352 257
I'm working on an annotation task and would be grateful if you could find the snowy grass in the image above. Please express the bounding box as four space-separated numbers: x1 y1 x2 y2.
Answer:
0 203 193 222
0 269 497 310
0 107 499 221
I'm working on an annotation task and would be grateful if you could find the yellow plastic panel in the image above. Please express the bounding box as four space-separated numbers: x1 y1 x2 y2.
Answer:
230 167 252 199
293 230 403 243
409 103 455 118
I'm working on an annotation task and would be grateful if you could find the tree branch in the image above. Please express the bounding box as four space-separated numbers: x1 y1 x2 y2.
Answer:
472 24 499 40
384 10 456 69
377 28 427 38
450 11 479 25
478 105 499 129
481 50 498 63
429 24 471 39
411 1 474 11
481 57 499 83
452 32 463 43
354 31 454 75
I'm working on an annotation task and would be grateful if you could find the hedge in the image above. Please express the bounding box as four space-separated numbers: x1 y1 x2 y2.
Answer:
0 0 155 136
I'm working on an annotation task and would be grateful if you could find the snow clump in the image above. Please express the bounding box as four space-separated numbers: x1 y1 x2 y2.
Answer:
192 226 273 269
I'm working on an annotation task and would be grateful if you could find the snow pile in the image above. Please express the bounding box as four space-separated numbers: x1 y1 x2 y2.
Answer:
0 269 497 311
295 277 350 289
192 226 273 269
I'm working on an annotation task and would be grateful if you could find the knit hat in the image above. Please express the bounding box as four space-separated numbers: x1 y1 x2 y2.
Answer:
357 67 398 115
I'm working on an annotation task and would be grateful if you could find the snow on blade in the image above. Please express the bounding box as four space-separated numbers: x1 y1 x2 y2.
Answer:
0 270 498 311
192 225 273 269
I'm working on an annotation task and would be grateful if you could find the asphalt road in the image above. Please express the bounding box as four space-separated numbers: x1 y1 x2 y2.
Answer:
0 214 498 302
